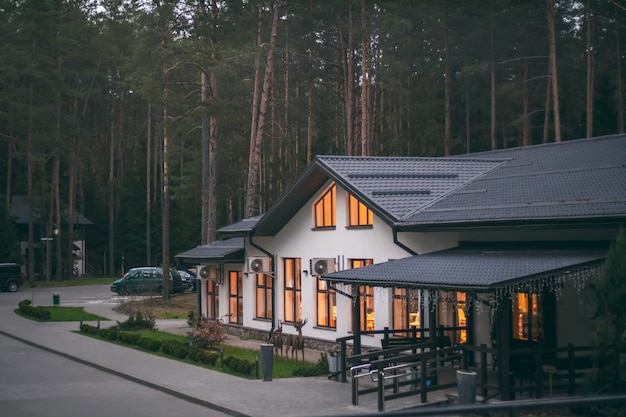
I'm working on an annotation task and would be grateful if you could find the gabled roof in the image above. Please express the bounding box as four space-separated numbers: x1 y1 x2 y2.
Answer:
253 155 503 236
8 195 93 226
253 134 626 236
175 238 244 264
321 247 606 291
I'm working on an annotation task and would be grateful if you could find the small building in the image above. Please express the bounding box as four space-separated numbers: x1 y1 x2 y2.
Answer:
8 195 93 278
176 134 626 397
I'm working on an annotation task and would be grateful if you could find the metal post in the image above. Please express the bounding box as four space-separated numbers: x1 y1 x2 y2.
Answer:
260 343 273 381
41 235 53 282
457 370 477 405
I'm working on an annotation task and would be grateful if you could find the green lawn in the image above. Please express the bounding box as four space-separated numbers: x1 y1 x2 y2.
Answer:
84 328 323 379
15 306 109 322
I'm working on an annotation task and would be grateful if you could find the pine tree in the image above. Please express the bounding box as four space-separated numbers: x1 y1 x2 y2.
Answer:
589 228 626 395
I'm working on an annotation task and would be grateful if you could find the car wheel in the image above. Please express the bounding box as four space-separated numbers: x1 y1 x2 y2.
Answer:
7 281 18 292
117 286 128 296
157 286 163 295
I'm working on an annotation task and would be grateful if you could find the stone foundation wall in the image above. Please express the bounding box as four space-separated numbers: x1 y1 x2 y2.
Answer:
224 324 341 353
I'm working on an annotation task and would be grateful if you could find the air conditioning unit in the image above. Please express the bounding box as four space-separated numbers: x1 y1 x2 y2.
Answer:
197 265 217 280
310 258 336 276
247 257 271 273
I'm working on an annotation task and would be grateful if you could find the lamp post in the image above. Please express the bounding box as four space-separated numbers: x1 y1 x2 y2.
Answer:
41 223 59 282
40 237 53 283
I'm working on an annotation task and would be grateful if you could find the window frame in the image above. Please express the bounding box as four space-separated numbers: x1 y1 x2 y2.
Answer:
316 278 336 328
205 279 219 320
313 184 336 229
392 288 420 336
351 259 374 331
347 193 373 227
255 273 273 320
228 271 243 324
283 258 302 323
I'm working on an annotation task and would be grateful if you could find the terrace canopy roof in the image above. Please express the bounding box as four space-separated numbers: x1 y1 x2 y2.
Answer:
175 238 244 264
321 247 606 296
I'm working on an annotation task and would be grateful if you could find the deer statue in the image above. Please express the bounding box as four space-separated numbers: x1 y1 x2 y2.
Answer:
269 320 283 357
285 318 308 361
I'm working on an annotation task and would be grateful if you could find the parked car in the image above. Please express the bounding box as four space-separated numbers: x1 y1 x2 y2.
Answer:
178 270 197 292
111 267 184 296
0 263 24 292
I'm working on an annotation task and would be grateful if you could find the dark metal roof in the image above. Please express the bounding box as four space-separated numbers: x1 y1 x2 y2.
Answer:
175 238 244 264
251 135 626 236
253 155 503 236
321 248 606 291
8 195 93 226
402 134 626 228
217 217 262 237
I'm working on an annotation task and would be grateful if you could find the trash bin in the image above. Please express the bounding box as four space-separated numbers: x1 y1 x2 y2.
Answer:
260 344 273 381
328 352 339 373
53 292 60 306
456 370 477 405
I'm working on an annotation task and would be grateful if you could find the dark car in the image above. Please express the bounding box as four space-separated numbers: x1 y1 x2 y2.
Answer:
110 267 184 296
178 270 197 292
0 263 24 292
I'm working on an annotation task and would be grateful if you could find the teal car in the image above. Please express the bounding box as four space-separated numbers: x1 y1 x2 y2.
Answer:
111 267 184 296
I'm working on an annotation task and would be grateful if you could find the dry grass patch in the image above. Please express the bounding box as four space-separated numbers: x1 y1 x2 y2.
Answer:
113 292 198 319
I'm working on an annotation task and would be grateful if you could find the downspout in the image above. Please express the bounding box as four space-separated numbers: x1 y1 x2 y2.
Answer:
248 235 276 336
392 226 417 256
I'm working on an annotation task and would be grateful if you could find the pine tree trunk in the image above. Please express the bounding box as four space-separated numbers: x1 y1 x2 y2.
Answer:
490 10 497 151
360 0 369 156
616 5 624 133
245 2 279 218
585 0 595 138
546 0 562 142
146 101 152 264
443 3 451 156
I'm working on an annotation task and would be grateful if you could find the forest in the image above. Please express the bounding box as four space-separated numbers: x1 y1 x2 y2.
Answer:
1 0 625 281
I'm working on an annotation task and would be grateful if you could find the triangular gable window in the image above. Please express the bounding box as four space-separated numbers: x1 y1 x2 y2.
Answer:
314 184 336 228
348 194 373 227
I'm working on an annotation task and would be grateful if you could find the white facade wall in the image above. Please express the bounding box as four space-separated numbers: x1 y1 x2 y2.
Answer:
200 183 611 351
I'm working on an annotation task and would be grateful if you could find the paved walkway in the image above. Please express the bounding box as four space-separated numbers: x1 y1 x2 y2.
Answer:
0 294 453 417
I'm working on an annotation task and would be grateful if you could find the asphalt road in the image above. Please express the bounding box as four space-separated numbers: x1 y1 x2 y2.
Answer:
0 285 231 417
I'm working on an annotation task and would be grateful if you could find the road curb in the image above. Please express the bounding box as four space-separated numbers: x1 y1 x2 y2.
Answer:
0 329 251 417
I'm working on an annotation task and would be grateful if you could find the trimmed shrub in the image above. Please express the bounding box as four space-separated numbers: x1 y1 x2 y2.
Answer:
79 323 100 335
118 332 140 345
162 340 189 359
136 337 162 352
223 356 254 375
192 349 219 365
18 299 51 320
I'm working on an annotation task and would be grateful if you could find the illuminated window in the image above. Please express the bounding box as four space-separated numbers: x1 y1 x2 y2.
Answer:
392 288 420 335
255 273 272 319
513 293 542 342
351 259 374 331
438 291 468 344
284 258 302 323
205 279 219 320
348 194 373 227
317 278 336 328
229 271 243 324
314 184 336 228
